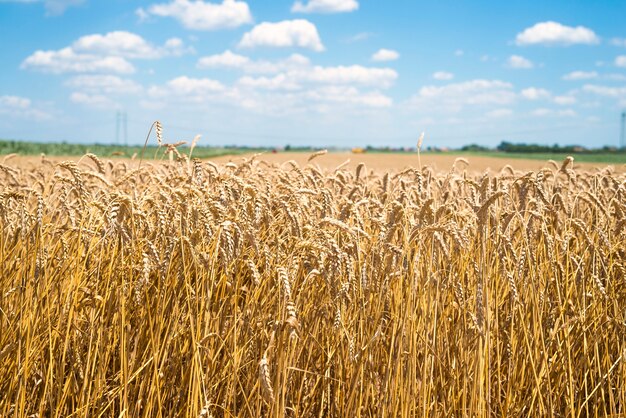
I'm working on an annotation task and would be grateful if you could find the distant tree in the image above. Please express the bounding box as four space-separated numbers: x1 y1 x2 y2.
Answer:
461 143 491 152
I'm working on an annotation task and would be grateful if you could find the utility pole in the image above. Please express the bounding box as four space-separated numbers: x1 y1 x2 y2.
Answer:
115 111 121 144
116 110 128 145
123 111 128 146
619 110 626 149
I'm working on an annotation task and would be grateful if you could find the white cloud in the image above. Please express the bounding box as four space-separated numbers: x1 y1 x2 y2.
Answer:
65 75 142 94
515 21 599 46
148 74 392 113
562 70 598 80
582 84 626 98
432 71 454 80
21 31 193 75
408 79 516 113
507 55 534 69
70 92 117 109
293 65 397 87
559 109 577 117
148 76 226 104
245 54 311 74
0 95 31 109
239 20 324 51
454 49 464 56
197 52 396 91
553 95 576 105
135 7 150 21
237 74 301 91
291 0 358 13
198 51 311 74
237 64 397 89
520 87 551 100
197 49 250 68
304 86 391 108
371 48 399 62
611 38 626 47
21 47 135 74
0 95 51 120
531 108 552 116
139 0 252 31
1 0 84 16
166 76 225 94
71 31 192 59
486 108 512 118
530 108 576 117
616 56 626 68
44 0 82 15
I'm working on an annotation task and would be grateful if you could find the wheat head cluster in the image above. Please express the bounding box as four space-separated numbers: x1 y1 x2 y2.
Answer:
0 136 625 417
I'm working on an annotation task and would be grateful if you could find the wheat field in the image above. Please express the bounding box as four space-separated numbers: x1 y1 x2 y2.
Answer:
1 142 625 417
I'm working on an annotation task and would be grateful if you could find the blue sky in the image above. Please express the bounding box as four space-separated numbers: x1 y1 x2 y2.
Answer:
1 0 625 148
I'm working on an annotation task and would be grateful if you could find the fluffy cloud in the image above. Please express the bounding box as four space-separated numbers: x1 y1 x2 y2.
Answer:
562 70 598 80
232 64 397 92
44 0 82 15
198 52 397 90
165 76 225 94
239 20 324 51
198 51 311 73
515 21 599 46
138 0 252 30
197 50 251 69
72 31 192 59
408 79 516 113
303 86 391 107
65 75 142 94
507 55 534 69
237 74 301 91
432 71 454 80
582 84 626 98
148 76 226 104
531 108 576 117
520 87 550 100
0 95 31 109
147 74 392 112
616 56 626 68
148 57 396 112
371 49 399 62
486 108 513 118
553 95 576 105
296 65 397 87
0 95 51 119
70 92 117 109
1 0 84 16
21 48 135 74
21 31 192 74
291 0 358 13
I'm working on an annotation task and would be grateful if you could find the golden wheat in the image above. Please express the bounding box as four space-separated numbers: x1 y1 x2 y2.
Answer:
0 149 624 417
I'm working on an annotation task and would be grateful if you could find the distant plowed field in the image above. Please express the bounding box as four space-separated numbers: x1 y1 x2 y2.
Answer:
1 150 625 416
5 151 626 173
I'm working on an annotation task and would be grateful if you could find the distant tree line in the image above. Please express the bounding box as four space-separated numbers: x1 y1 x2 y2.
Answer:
0 139 264 158
461 141 623 154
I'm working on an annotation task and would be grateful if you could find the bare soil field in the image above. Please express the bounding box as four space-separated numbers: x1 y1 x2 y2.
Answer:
211 151 625 173
4 151 624 173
